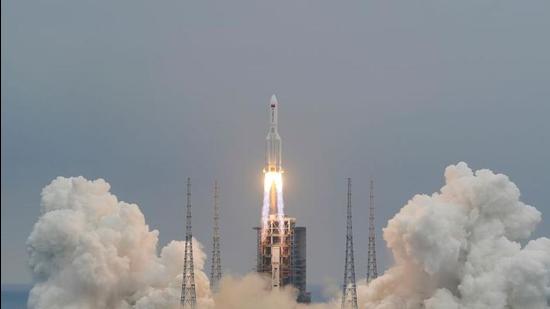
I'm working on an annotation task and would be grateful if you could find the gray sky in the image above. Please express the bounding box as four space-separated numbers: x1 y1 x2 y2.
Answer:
2 0 549 287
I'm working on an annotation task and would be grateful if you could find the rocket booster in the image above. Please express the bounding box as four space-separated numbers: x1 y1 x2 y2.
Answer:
266 95 282 172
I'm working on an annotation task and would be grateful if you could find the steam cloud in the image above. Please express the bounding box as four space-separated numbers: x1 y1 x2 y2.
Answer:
27 163 550 308
26 177 212 309
359 162 550 309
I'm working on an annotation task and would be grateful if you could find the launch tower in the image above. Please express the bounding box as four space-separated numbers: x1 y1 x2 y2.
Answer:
341 178 358 309
366 180 378 283
210 181 222 292
180 178 197 309
255 95 310 303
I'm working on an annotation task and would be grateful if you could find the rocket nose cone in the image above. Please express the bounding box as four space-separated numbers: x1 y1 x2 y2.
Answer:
270 94 278 107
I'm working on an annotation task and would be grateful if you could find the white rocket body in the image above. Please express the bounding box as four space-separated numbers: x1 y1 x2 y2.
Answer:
266 95 282 173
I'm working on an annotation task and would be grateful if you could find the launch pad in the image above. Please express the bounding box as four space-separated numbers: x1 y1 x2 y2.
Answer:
254 216 309 302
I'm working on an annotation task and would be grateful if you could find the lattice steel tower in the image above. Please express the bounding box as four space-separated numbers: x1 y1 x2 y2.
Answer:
341 178 358 309
210 180 222 292
367 179 378 283
180 177 197 309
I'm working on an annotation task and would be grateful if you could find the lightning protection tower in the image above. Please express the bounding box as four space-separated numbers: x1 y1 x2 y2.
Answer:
210 180 222 292
341 178 358 309
367 179 378 283
180 177 197 309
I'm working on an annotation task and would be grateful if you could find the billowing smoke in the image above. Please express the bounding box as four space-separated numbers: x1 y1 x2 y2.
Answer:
359 162 550 308
214 274 329 309
27 163 550 309
26 177 212 309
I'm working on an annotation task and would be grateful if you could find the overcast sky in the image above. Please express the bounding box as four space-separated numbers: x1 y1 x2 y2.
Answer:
2 0 549 287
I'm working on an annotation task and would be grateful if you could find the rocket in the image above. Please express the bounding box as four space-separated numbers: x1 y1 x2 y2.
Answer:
262 95 285 219
265 95 282 173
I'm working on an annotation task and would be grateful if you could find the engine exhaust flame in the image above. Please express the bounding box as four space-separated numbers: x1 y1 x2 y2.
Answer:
261 171 285 240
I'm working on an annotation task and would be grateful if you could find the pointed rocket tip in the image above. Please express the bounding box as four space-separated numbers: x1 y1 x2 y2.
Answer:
270 94 278 106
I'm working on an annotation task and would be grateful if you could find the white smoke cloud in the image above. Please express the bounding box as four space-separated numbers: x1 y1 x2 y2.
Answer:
27 163 550 309
26 176 211 309
360 162 550 309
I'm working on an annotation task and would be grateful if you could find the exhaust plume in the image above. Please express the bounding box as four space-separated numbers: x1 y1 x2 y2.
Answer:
261 171 285 239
